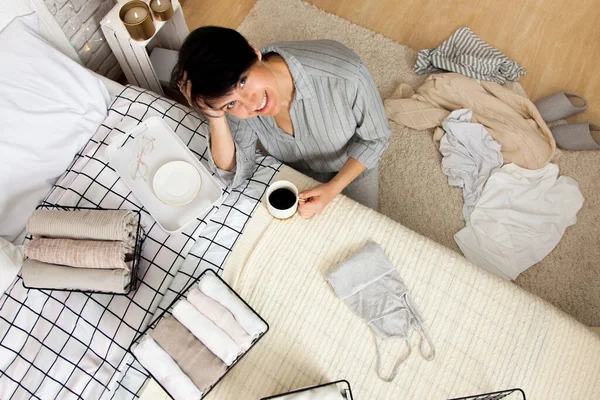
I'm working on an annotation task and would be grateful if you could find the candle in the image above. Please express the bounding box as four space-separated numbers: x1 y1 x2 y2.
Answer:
151 0 170 12
123 7 148 24
119 1 155 41
150 0 173 21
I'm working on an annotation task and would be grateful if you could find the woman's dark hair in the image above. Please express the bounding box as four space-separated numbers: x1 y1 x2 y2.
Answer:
171 26 258 110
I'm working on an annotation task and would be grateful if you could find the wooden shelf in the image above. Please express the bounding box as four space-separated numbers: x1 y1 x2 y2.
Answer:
101 0 189 95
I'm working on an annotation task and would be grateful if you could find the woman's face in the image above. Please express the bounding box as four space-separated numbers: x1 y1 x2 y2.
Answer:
209 56 282 119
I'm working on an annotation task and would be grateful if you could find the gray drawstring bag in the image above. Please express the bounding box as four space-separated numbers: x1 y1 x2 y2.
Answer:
325 241 435 382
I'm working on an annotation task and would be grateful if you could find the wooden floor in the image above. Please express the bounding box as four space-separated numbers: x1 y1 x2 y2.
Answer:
181 0 600 125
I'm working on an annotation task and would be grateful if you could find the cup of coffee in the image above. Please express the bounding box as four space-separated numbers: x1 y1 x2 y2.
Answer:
266 180 299 219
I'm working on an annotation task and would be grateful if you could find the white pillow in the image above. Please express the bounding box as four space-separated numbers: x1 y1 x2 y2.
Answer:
0 14 110 242
0 237 23 295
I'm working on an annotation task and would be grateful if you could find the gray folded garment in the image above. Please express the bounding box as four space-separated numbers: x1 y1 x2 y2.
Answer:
150 316 228 392
27 209 138 249
325 241 434 382
21 258 131 293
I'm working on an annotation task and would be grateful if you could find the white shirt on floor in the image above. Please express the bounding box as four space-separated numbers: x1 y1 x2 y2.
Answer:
439 109 503 220
455 163 584 280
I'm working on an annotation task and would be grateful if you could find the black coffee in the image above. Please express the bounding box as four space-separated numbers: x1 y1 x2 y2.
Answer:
269 188 296 210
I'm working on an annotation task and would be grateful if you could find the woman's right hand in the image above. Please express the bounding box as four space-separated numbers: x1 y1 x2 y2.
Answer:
177 71 194 105
178 72 226 120
203 108 226 120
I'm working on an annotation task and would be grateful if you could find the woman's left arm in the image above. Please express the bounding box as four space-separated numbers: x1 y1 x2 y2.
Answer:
298 62 391 219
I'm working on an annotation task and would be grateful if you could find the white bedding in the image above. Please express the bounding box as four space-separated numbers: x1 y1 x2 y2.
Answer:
111 153 282 399
0 6 123 295
0 0 79 62
0 0 124 100
0 86 217 399
210 166 600 400
94 71 125 98
0 84 283 399
0 13 111 243
1 4 285 398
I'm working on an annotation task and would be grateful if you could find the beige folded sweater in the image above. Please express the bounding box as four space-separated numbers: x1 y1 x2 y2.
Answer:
150 316 228 392
384 72 556 169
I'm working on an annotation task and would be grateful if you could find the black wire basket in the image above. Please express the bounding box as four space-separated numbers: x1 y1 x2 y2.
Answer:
22 205 144 295
449 388 526 400
129 268 270 399
260 379 354 400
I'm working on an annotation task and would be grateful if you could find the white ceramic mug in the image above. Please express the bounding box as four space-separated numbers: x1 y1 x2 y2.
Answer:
266 180 299 219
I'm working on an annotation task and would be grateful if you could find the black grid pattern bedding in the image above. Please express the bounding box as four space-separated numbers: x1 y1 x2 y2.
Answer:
0 86 282 399
109 155 281 399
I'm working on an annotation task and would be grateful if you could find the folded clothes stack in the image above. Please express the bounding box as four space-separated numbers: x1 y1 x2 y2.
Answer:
133 273 268 400
21 209 139 293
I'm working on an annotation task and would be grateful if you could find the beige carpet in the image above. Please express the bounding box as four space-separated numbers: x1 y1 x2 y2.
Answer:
238 0 600 326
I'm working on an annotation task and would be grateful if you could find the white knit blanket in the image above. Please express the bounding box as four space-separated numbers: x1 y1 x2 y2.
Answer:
212 166 600 400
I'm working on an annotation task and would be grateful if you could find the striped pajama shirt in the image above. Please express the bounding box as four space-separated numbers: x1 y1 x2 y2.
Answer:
414 27 526 84
208 39 391 189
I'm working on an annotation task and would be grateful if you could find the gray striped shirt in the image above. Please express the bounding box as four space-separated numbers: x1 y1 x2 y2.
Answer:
209 40 391 188
414 27 526 84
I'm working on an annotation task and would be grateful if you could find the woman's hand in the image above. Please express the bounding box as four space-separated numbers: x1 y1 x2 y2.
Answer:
178 72 225 120
298 183 339 219
177 72 194 105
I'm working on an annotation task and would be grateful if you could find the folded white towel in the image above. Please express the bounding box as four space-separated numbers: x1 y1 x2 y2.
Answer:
172 300 240 365
277 383 345 399
187 287 253 351
198 274 267 339
132 335 202 400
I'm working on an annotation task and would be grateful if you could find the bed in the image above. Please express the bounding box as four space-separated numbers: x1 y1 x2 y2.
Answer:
1 1 599 400
212 167 600 399
0 3 282 398
139 166 600 400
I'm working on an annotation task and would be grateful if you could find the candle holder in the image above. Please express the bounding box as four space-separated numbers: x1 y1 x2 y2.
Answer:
150 0 174 21
119 0 155 41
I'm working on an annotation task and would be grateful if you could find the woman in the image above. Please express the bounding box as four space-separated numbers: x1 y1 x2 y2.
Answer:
174 27 390 219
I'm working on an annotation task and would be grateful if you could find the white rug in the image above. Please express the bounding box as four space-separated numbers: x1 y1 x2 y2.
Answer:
238 0 600 326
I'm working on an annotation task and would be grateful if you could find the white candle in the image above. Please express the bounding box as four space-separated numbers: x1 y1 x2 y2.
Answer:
151 0 171 12
123 7 148 24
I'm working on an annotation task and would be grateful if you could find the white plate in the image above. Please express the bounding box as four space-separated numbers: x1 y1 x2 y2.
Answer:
153 161 202 206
